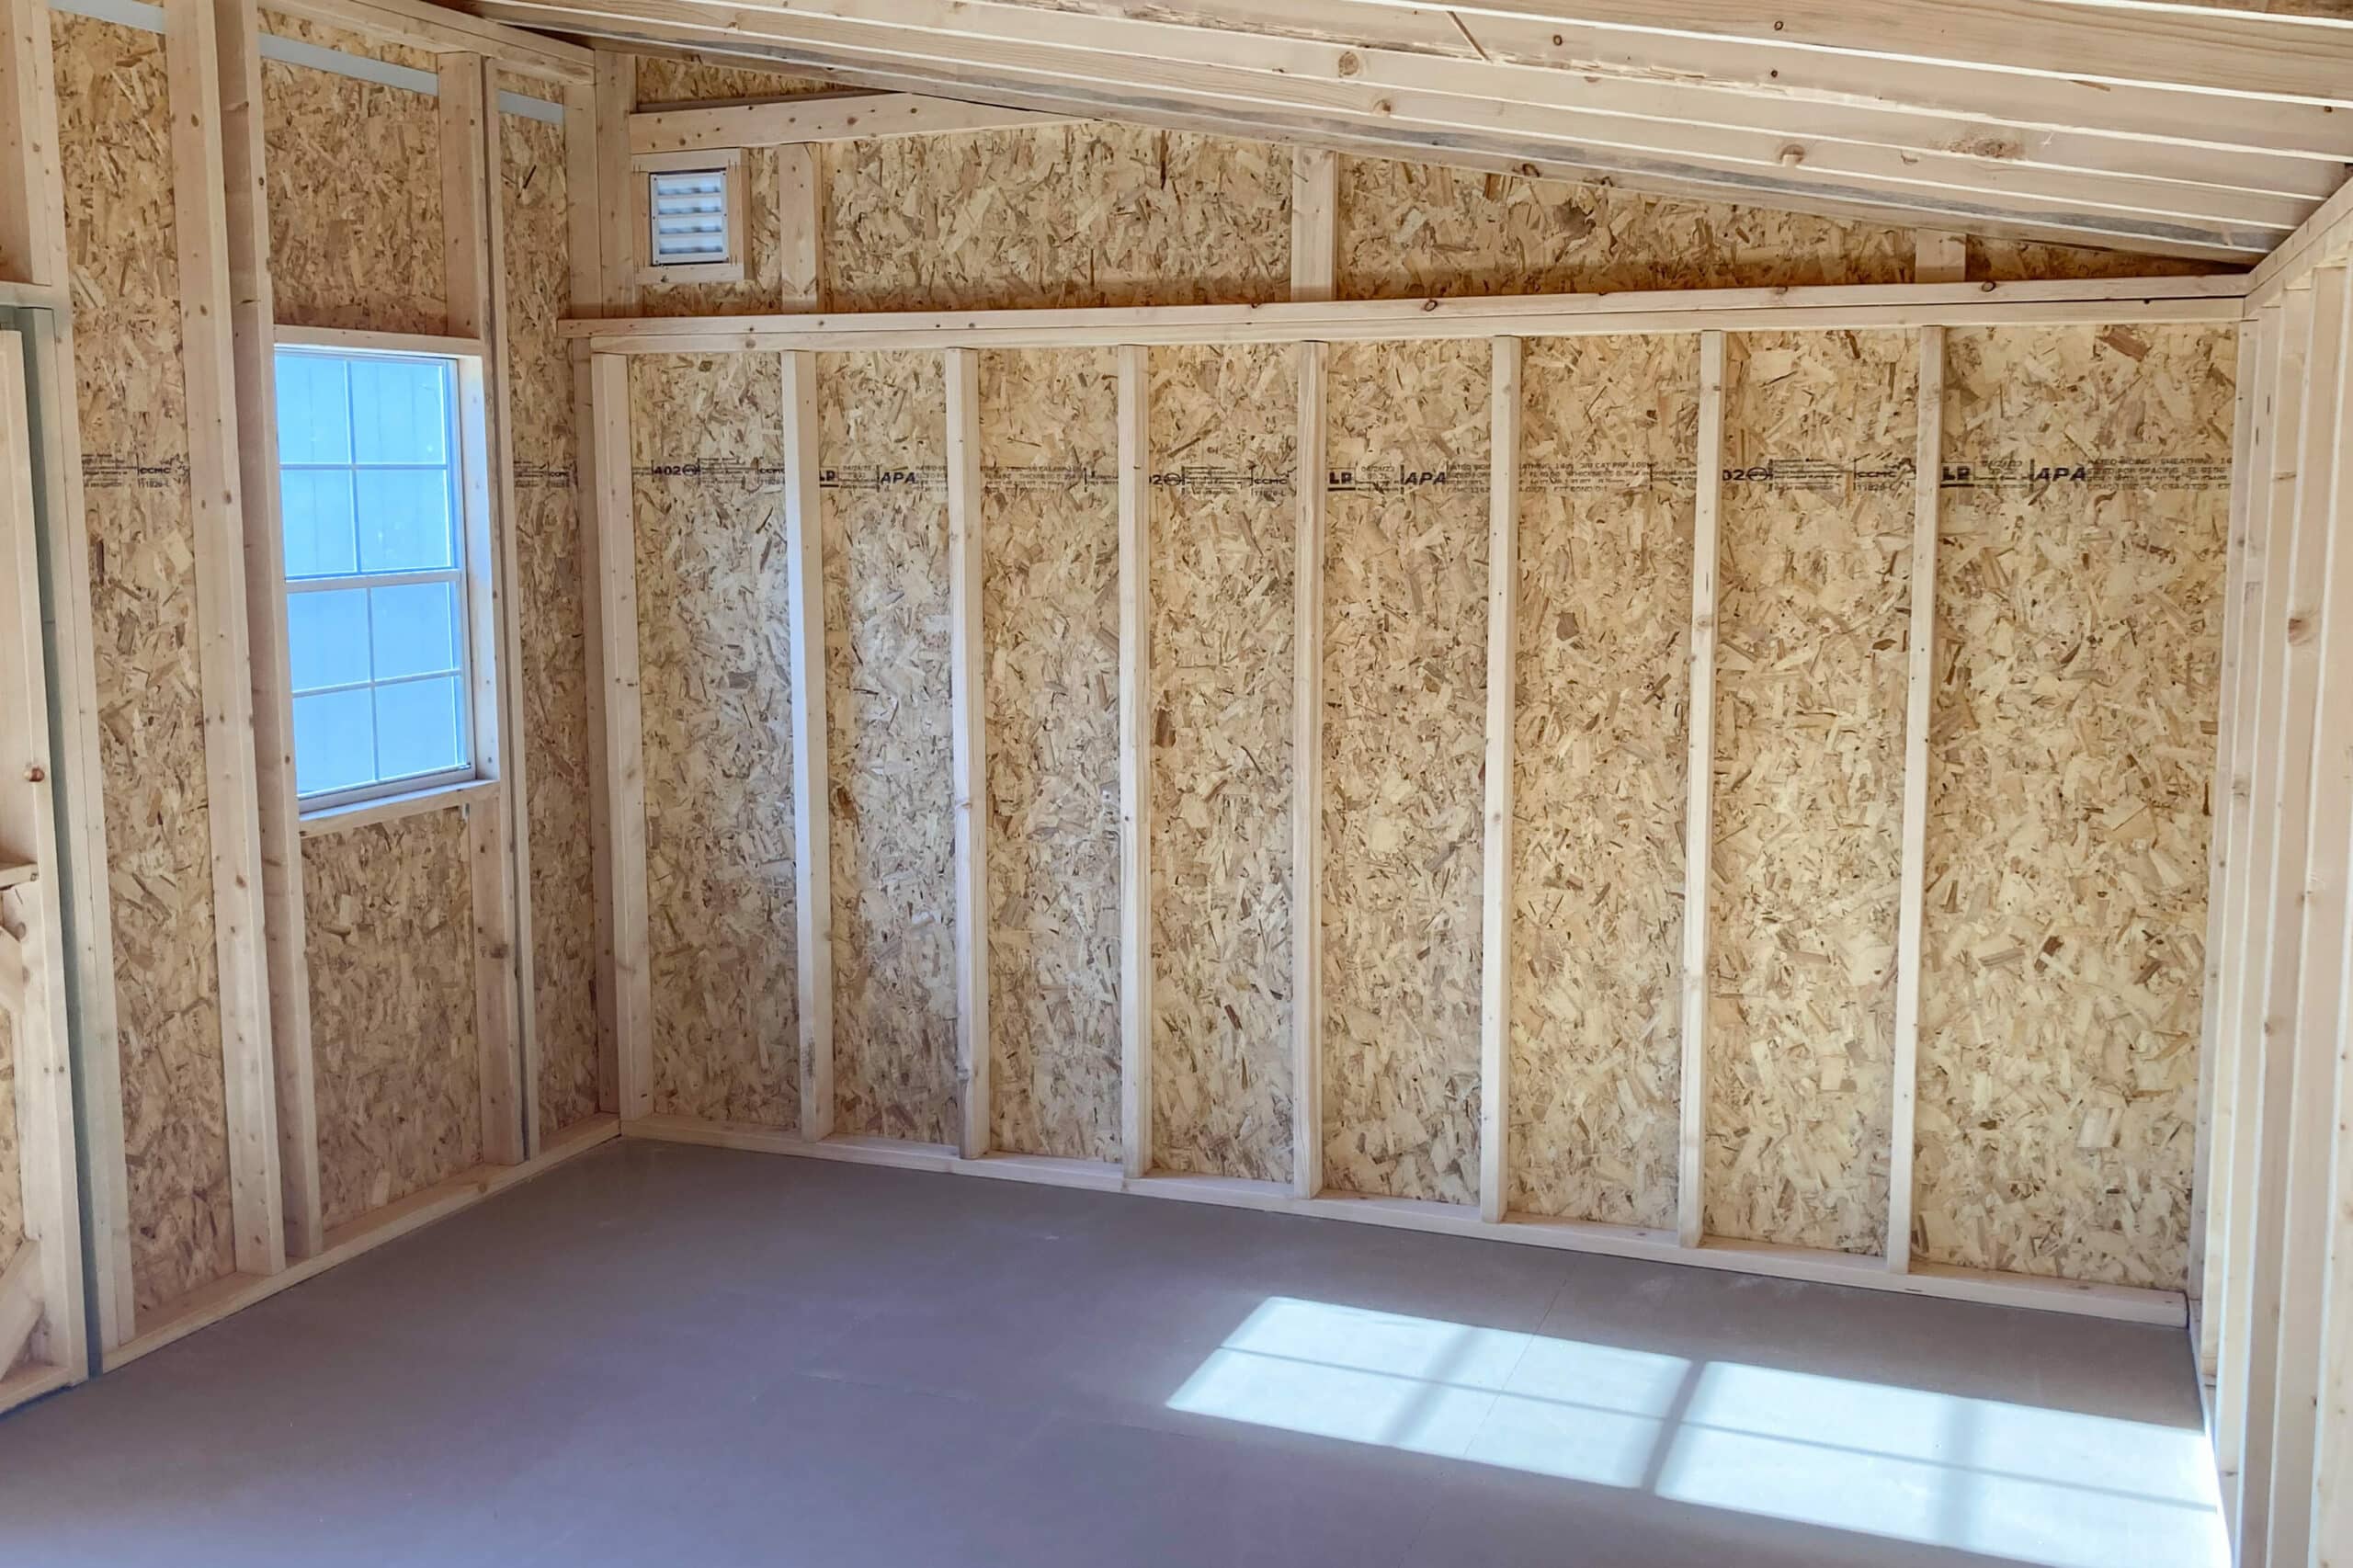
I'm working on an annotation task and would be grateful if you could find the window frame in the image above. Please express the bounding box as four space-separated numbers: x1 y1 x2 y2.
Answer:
275 342 503 817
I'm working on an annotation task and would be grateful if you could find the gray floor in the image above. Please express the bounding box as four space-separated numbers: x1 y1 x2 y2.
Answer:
0 1141 2222 1567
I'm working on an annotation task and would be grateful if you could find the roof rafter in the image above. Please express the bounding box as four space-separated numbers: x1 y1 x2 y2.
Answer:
473 0 2353 258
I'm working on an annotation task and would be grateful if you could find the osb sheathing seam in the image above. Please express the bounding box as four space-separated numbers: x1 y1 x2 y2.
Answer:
818 350 959 1144
261 10 446 336
55 13 236 1315
1147 343 1295 1184
631 55 829 107
631 353 800 1130
822 125 1290 313
1705 330 1914 1256
982 347 1121 1163
1913 324 2231 1289
1321 339 1488 1206
500 95 599 1136
1335 157 1915 301
1508 335 1698 1229
301 811 480 1231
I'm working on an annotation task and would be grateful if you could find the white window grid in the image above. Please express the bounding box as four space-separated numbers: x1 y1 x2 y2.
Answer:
280 349 477 811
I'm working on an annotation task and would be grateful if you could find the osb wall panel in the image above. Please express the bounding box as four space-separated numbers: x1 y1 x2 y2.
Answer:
501 98 599 1134
260 9 431 68
262 12 445 336
1321 339 1488 1205
1508 336 1697 1228
1147 344 1295 1183
632 54 828 105
1913 324 2231 1288
819 351 958 1144
982 348 1121 1162
1706 331 1914 1256
823 125 1290 312
55 13 235 1315
1336 158 1915 299
302 812 479 1231
631 354 800 1129
1967 238 2227 284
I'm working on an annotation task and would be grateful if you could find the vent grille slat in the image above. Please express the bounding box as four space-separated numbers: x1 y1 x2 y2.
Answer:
649 168 733 265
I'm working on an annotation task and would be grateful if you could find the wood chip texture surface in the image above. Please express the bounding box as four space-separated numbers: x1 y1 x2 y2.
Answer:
983 348 1122 1162
303 812 481 1231
1509 335 1698 1228
501 94 601 1135
56 12 234 1315
631 354 801 1130
1336 159 1915 301
1148 344 1296 1183
1706 330 1915 1256
261 14 446 336
824 126 1289 313
1320 340 1490 1205
821 351 960 1144
1913 324 2230 1288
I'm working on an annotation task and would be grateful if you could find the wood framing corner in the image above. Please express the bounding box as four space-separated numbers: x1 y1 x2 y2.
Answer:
441 55 529 1169
1885 323 1946 1275
1677 329 1725 1251
162 0 288 1281
780 348 835 1143
1477 334 1519 1225
945 345 989 1161
0 324 89 1394
475 52 542 1159
1290 148 1336 305
0 0 65 291
215 0 322 1267
1290 338 1327 1201
1116 341 1151 1180
580 351 651 1119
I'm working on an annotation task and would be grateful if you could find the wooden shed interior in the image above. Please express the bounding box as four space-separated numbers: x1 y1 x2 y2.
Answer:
0 0 2347 1562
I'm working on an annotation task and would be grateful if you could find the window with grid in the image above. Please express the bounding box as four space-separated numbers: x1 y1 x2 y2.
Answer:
275 349 474 807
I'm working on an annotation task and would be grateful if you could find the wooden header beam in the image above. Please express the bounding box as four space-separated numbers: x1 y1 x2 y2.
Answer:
630 88 1070 154
562 275 2246 356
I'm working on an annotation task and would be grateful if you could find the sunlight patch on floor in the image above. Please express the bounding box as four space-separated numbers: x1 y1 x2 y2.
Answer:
1167 1297 2226 1568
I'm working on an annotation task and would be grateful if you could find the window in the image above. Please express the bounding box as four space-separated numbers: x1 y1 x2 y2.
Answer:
275 348 474 807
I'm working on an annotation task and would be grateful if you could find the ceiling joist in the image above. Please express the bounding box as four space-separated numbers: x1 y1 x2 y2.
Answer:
273 0 594 80
467 0 2353 260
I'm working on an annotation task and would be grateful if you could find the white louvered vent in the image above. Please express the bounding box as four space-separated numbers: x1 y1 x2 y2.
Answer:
647 168 732 266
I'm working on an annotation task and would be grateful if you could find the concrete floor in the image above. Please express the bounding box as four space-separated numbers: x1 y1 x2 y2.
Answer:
0 1140 2222 1568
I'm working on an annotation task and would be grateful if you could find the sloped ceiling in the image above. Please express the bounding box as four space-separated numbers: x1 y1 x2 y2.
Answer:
468 0 2353 260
